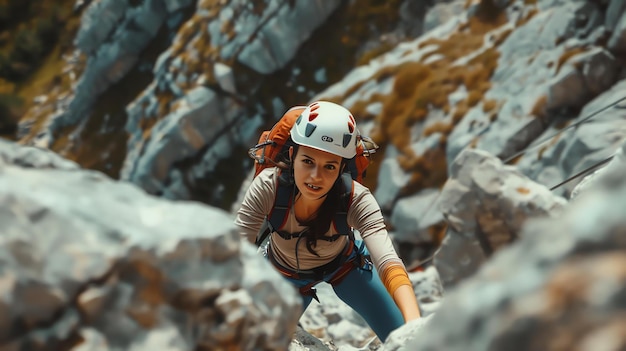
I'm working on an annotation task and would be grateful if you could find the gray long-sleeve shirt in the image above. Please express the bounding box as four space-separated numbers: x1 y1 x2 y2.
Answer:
234 167 404 274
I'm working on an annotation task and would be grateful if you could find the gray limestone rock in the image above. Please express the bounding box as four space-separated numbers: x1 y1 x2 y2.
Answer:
436 148 567 288
405 138 626 351
0 140 301 350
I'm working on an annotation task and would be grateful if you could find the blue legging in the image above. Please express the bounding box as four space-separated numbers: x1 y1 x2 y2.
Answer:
274 241 404 341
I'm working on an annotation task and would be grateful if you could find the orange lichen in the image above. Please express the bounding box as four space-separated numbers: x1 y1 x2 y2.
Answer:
467 89 484 107
556 47 588 74
357 42 395 66
554 119 572 130
199 0 222 11
126 305 159 328
452 101 469 123
531 94 548 118
517 8 539 27
249 1 270 16
424 122 454 136
482 98 499 113
470 10 508 33
172 19 202 57
221 19 236 40
493 28 513 46
537 145 548 160
506 153 523 165
516 187 531 194
156 89 176 118
537 133 561 160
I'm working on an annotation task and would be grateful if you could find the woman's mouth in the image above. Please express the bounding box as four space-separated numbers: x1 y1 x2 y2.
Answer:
306 183 321 190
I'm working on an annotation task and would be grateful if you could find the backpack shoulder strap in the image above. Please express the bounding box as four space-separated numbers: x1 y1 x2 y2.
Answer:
333 173 354 239
255 170 294 246
269 176 293 231
255 170 293 245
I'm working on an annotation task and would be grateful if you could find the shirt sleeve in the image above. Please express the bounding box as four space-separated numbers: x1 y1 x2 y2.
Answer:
234 168 277 244
347 182 408 284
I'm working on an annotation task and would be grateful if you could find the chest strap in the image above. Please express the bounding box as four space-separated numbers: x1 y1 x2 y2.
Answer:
267 239 356 281
273 230 346 242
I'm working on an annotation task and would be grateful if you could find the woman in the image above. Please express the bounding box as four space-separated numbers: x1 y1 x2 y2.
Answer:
235 101 420 341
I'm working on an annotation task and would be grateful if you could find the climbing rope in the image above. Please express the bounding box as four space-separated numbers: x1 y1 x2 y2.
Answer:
503 96 626 165
500 95 626 190
548 154 615 191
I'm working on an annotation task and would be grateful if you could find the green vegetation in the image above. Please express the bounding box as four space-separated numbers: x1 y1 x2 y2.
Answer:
0 1 76 81
0 0 79 139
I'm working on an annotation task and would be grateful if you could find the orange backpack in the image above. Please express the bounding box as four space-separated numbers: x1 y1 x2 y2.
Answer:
248 105 379 246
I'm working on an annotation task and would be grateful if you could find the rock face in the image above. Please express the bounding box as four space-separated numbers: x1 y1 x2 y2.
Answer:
13 0 626 273
307 0 626 273
0 139 301 350
403 140 626 351
436 148 567 289
119 0 342 202
3 0 626 349
295 266 444 350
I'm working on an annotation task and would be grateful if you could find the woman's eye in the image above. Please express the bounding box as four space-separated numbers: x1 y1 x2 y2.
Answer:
303 159 313 165
325 165 336 170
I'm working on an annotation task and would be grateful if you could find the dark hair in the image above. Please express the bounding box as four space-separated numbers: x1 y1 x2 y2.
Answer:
276 138 345 256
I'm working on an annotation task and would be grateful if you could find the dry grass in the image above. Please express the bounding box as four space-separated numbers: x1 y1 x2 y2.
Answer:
345 9 514 194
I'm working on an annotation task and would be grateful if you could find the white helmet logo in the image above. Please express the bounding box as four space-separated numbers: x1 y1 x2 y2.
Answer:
321 135 334 142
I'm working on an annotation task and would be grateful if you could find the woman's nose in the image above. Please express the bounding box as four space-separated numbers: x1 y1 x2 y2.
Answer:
310 166 322 179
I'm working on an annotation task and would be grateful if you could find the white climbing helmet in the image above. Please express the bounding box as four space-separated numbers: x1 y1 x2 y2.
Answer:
290 101 358 159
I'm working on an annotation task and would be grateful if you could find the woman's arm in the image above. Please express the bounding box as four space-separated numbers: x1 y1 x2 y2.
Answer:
234 168 277 243
393 279 421 321
348 183 421 321
381 264 421 321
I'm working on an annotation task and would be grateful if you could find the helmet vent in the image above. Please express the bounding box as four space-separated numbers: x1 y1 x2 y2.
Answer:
343 133 351 148
305 123 317 137
309 112 319 121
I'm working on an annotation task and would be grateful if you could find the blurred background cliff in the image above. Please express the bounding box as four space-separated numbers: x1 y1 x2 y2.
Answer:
1 0 626 350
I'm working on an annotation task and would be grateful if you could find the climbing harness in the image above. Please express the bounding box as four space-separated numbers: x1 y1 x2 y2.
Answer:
266 240 372 302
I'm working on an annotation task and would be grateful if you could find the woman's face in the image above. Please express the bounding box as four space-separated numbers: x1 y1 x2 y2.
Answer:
292 145 342 201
